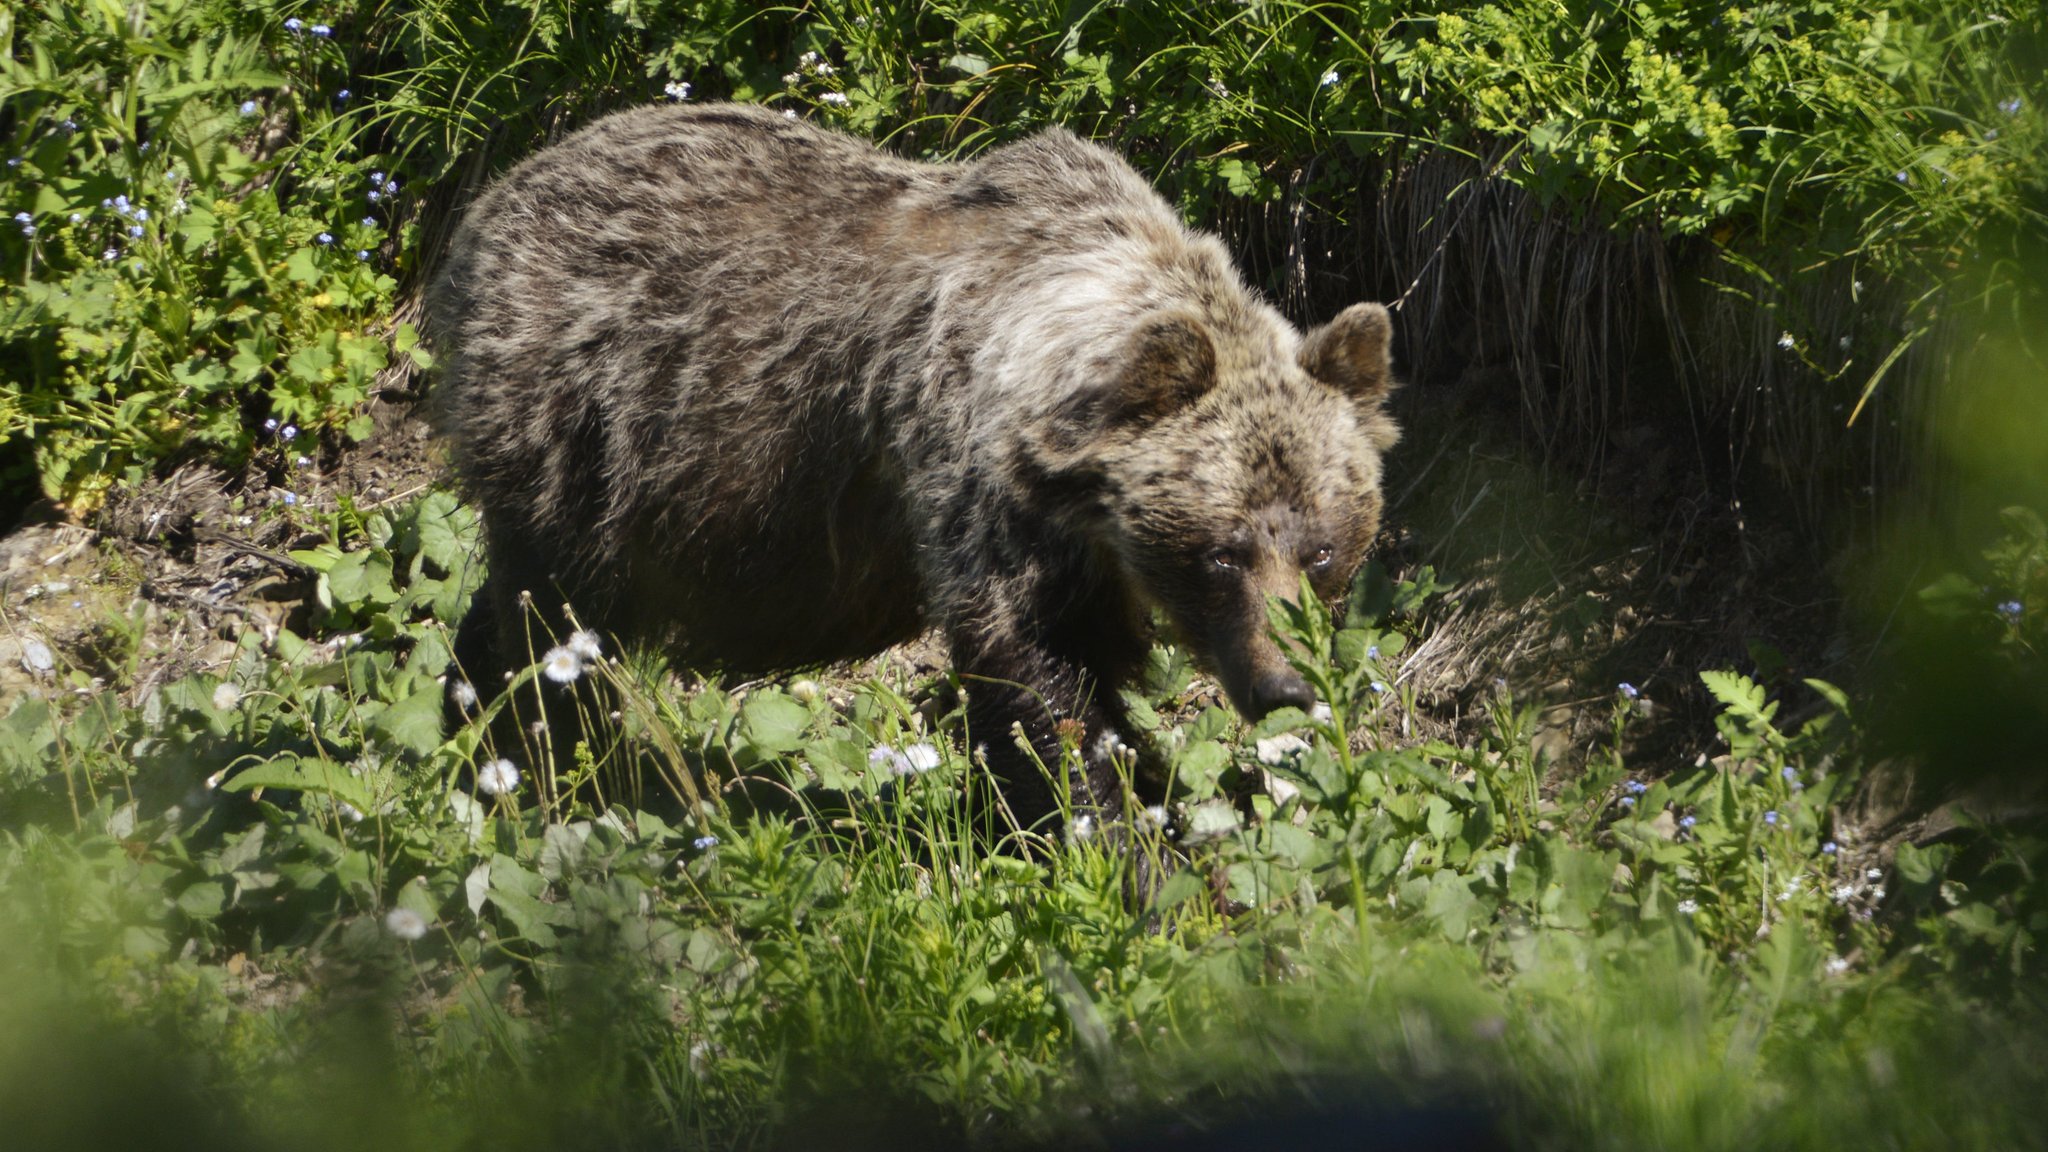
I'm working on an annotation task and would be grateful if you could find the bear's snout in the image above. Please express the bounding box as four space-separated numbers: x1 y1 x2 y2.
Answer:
1248 668 1317 720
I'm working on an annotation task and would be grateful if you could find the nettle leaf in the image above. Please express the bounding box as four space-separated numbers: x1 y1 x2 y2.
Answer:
326 549 397 608
1172 739 1230 796
739 692 811 754
1425 869 1484 941
374 684 446 757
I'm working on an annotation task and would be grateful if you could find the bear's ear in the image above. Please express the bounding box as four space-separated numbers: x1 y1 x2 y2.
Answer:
1299 302 1394 404
1114 310 1217 425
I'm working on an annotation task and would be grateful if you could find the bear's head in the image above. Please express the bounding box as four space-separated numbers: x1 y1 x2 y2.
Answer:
1043 302 1400 722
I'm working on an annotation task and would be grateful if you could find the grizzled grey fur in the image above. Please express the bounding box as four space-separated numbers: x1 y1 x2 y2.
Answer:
429 103 1398 829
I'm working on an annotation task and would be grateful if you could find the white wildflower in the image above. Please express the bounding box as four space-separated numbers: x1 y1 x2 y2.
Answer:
819 92 851 107
211 681 241 711
663 80 692 101
1777 332 1796 350
1832 884 1856 904
384 907 429 941
566 628 603 661
1319 69 1340 87
541 645 583 683
783 72 802 85
336 801 364 824
1310 701 1333 723
1825 956 1850 975
815 62 836 76
1255 733 1310 766
1070 813 1097 843
1866 867 1884 881
477 758 521 796
1676 898 1699 915
789 678 821 704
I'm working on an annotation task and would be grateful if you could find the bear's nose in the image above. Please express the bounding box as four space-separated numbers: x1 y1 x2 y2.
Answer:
1250 670 1317 718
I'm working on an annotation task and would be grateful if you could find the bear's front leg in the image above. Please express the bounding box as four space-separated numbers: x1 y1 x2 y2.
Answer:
950 622 1135 840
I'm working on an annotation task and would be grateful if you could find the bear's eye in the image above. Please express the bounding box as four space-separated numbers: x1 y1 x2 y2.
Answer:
1307 546 1335 569
1209 548 1244 572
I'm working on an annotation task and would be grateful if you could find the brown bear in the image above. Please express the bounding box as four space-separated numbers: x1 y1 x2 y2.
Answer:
427 103 1398 831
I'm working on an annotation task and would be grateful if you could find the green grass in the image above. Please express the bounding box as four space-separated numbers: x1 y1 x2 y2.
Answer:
3 484 2047 1147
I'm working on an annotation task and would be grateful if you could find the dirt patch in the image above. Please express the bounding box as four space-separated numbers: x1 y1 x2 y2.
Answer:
0 396 446 710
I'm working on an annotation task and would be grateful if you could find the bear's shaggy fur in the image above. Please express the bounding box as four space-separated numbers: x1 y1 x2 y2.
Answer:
428 103 1398 828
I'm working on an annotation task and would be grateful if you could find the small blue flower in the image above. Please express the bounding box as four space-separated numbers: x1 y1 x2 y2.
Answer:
1822 841 1838 855
693 835 720 850
357 249 370 261
18 223 33 237
1997 599 2023 619
284 17 303 32
11 212 28 223
1680 814 1698 829
383 179 398 195
317 232 333 245
1366 644 1380 660
263 417 279 432
133 207 148 221
5 158 19 169
114 194 130 213
311 23 331 37
335 89 350 102
59 118 77 133
102 247 119 261
367 189 381 202
282 491 298 506
241 100 259 117
1895 170 1909 184
1763 810 1780 826
1625 780 1647 795
1618 682 1639 699
1619 796 1636 809
128 224 144 238
1369 681 1388 694
361 216 377 228
370 171 384 184
2001 96 2024 116
1781 765 1797 782
280 424 299 441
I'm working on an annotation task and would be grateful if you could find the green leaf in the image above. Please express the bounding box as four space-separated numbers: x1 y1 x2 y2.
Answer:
222 756 372 810
374 684 447 757
739 692 810 754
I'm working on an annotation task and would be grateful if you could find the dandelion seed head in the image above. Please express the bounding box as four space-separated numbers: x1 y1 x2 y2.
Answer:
383 907 428 940
212 681 241 711
450 680 478 710
541 645 584 683
567 629 603 661
899 743 940 774
477 758 520 796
